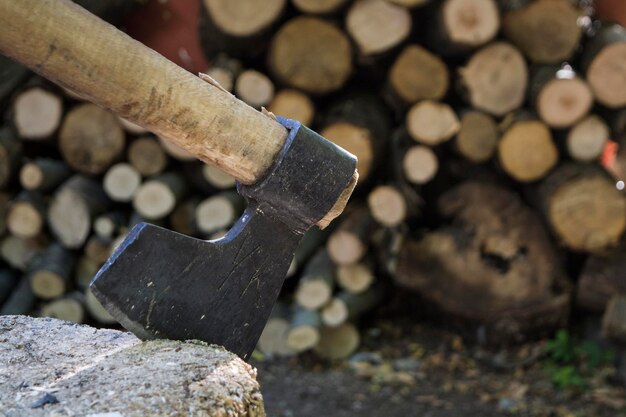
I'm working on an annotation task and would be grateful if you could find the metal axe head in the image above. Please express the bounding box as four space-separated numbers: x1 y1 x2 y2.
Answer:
91 118 357 360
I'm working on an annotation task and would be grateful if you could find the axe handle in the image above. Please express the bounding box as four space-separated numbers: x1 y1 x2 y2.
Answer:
0 0 286 185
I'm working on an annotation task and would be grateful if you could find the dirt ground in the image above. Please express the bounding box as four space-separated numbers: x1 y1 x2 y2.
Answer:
253 317 626 417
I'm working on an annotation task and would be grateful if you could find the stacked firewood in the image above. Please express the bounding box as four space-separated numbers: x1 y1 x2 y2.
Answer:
1 0 626 359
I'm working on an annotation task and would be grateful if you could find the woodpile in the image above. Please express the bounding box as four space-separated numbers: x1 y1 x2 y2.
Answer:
1 0 626 360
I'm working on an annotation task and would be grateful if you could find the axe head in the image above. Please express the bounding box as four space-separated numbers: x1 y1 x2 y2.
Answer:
90 118 357 360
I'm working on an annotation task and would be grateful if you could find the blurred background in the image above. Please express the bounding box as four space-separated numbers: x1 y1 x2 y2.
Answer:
1 0 626 415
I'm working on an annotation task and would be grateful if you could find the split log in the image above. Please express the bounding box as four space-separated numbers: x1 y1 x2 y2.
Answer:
6 191 46 239
195 191 245 235
235 69 275 109
19 158 70 192
498 119 558 182
581 24 626 108
395 181 570 343
0 268 17 306
502 0 582 64
0 316 265 417
602 296 626 342
0 127 22 189
204 54 242 93
429 0 500 56
403 145 439 185
387 45 449 105
292 0 349 14
127 136 168 177
84 287 116 324
530 66 593 129
118 116 149 135
336 262 374 294
202 164 237 190
0 278 34 315
267 89 315 126
12 87 63 140
199 0 286 60
313 322 360 359
406 100 459 146
0 235 47 272
566 115 610 163
268 17 352 95
327 207 374 266
49 176 112 249
133 172 188 220
455 110 498 163
103 163 142 202
295 249 335 310
367 185 408 227
459 42 527 116
346 0 411 59
40 293 85 324
577 243 626 312
286 308 321 353
539 164 626 252
257 303 294 357
28 243 75 300
59 103 126 175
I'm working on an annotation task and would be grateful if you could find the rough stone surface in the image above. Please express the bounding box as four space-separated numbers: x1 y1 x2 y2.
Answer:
0 315 265 417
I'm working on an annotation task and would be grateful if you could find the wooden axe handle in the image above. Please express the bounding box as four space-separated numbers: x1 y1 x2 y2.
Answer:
0 0 287 185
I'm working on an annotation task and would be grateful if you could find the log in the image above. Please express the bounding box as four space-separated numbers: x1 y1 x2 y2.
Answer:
327 206 374 266
133 172 188 220
346 0 411 59
84 287 117 324
234 69 275 109
581 24 626 108
406 100 460 146
202 163 237 190
455 110 499 163
195 191 245 235
313 322 360 359
0 278 34 315
267 89 315 126
329 282 385 325
74 256 99 290
287 226 333 278
566 115 610 163
403 144 439 185
59 103 126 175
0 316 265 416
367 185 408 227
268 16 352 95
118 116 149 135
577 242 626 311
459 42 527 116
0 127 22 189
158 134 197 161
498 119 558 182
84 235 113 266
204 54 242 93
40 293 85 324
49 175 112 249
257 303 294 357
13 86 63 140
169 197 201 236
387 45 449 105
530 66 593 129
93 211 126 241
539 164 626 252
127 136 168 177
103 162 142 202
502 0 582 64
429 0 500 56
0 192 7 235
28 243 75 300
292 0 349 14
6 191 46 239
0 235 47 272
199 0 286 60
336 262 374 294
286 308 321 353
19 158 71 192
386 0 429 7
602 296 626 342
395 181 571 343
0 268 17 306
295 249 335 310
0 55 29 113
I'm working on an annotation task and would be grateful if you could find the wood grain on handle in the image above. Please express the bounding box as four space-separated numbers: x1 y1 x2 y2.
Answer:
0 0 287 184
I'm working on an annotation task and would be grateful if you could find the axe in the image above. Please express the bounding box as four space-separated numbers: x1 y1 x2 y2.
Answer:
0 0 358 359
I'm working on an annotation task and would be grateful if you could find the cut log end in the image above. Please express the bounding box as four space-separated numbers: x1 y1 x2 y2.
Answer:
6 201 43 239
202 164 237 189
313 323 360 359
292 0 349 14
389 45 449 103
327 231 366 266
19 163 43 190
367 185 407 227
442 0 499 48
295 280 333 310
407 101 460 145
321 122 374 182
49 188 92 249
196 193 240 234
536 77 593 128
41 297 85 324
127 137 168 177
13 87 63 140
321 298 349 327
103 163 142 202
587 42 626 108
267 89 315 126
133 182 177 220
403 145 439 184
30 271 67 300
204 0 285 37
235 70 275 108
456 111 498 163
337 263 374 293
567 115 609 162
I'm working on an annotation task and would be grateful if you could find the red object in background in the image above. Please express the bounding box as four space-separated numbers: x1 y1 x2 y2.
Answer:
595 0 626 27
125 0 209 74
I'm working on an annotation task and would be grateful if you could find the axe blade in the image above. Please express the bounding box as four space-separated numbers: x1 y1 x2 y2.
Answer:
91 207 300 360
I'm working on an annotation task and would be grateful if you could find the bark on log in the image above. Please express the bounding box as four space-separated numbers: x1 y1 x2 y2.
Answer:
0 315 266 416
602 296 626 342
327 206 375 266
40 293 85 324
0 278 34 315
395 181 570 343
202 163 238 190
0 268 17 306
0 127 22 189
287 308 322 352
28 243 75 300
268 17 352 95
577 242 626 311
12 86 63 140
0 55 29 113
19 158 71 192
295 249 335 310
